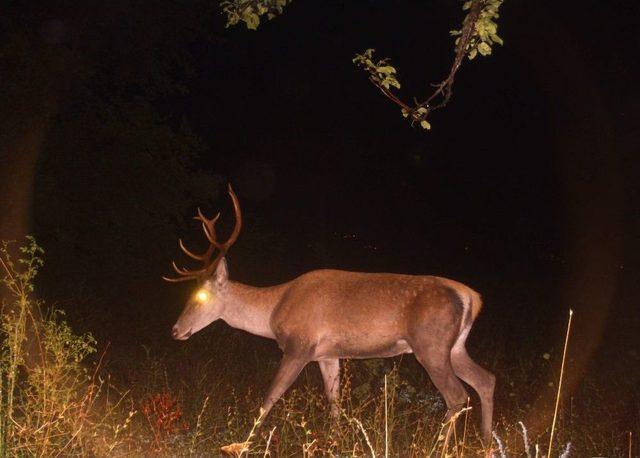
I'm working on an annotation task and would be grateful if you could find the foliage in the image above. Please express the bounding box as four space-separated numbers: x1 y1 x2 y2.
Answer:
220 0 504 131
0 238 43 455
352 49 431 131
0 238 131 456
220 0 292 30
451 0 504 60
95 323 634 457
116 350 587 457
140 391 189 451
352 49 401 91
0 241 632 455
354 0 505 131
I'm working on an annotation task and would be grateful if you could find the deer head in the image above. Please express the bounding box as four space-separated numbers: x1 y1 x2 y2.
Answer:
163 185 242 340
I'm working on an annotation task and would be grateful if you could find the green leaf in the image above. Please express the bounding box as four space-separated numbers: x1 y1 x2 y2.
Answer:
376 66 396 74
485 20 498 35
490 33 504 45
477 42 492 56
221 0 292 30
242 11 260 30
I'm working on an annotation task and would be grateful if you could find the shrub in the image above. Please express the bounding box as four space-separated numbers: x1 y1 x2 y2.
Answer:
0 237 131 456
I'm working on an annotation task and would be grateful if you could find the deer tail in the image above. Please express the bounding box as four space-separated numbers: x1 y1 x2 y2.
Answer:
469 289 483 322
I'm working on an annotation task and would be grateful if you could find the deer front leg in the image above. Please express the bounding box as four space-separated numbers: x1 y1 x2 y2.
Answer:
318 359 340 417
261 353 309 417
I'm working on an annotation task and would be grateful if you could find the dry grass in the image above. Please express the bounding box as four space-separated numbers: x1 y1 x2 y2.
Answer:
102 350 635 457
3 326 638 457
1 239 638 456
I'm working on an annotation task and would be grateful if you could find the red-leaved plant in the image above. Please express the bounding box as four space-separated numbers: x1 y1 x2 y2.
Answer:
140 391 189 451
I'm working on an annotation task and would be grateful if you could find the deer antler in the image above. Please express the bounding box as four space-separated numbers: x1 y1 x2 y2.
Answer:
163 184 242 282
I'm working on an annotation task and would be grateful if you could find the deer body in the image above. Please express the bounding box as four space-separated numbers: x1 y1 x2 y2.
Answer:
165 187 495 442
269 271 468 358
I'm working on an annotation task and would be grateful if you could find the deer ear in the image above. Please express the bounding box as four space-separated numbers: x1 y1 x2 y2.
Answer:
215 258 228 285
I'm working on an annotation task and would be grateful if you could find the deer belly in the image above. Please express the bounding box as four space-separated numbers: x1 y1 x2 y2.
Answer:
314 337 413 360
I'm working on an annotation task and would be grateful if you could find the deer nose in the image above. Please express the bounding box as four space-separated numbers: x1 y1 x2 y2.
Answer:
172 325 192 340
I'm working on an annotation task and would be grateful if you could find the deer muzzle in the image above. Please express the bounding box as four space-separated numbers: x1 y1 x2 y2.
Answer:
171 324 192 340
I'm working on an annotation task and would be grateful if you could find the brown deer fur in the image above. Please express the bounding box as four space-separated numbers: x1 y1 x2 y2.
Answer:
165 187 495 442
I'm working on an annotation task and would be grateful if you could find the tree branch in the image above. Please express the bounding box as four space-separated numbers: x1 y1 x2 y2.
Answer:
354 0 504 130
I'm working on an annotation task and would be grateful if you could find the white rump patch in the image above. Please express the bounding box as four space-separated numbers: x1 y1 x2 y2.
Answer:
453 290 472 352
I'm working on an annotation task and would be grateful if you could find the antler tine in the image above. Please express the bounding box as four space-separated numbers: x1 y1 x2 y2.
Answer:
174 260 209 278
163 184 243 282
194 208 222 247
161 259 206 283
162 274 197 283
178 238 209 261
171 261 202 277
202 185 242 277
219 184 242 251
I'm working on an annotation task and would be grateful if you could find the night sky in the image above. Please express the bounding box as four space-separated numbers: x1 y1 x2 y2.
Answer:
2 0 639 434
175 0 638 349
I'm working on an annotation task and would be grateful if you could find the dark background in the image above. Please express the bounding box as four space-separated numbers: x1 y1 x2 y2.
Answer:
2 0 639 436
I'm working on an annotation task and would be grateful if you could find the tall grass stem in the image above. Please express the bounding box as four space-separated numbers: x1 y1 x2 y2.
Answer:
548 309 573 455
263 426 276 458
384 373 388 458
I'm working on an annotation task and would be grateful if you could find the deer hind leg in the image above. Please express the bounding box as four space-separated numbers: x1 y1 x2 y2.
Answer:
409 315 468 421
261 352 309 418
415 348 469 421
409 301 469 425
413 344 468 453
318 359 340 417
450 330 495 444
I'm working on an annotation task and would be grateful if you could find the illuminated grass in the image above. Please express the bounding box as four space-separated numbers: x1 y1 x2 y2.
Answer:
1 239 637 456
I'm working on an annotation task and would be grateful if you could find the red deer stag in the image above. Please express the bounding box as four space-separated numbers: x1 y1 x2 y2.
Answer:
164 185 495 442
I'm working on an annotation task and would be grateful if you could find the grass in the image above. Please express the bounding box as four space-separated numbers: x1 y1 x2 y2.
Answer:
1 238 638 456
77 339 637 457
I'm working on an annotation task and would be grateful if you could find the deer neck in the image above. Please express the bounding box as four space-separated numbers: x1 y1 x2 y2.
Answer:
218 281 285 339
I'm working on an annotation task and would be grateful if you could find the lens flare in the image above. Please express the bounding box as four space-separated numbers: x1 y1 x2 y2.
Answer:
195 290 209 302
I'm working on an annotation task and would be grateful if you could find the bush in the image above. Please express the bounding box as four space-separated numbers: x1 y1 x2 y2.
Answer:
0 237 132 456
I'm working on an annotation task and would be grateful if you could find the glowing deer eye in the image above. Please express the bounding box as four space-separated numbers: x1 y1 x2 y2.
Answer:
195 290 209 302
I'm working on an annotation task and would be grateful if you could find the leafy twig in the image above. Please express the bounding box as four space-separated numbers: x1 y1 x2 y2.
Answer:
220 0 291 30
353 0 504 130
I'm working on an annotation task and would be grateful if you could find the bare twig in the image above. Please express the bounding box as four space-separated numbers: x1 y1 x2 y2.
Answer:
189 395 209 455
262 426 276 458
343 412 376 458
461 397 471 457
